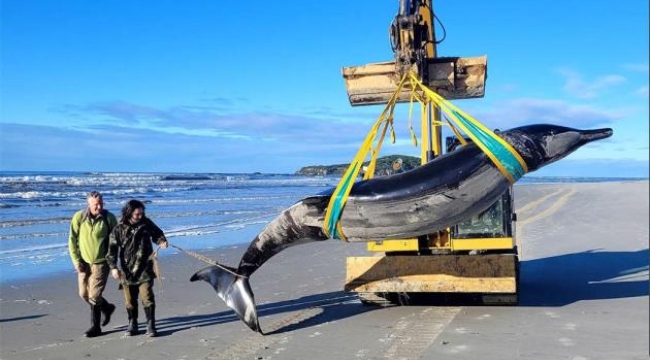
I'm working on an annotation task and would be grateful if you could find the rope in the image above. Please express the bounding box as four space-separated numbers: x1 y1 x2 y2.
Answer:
169 243 243 278
152 247 163 296
141 243 244 299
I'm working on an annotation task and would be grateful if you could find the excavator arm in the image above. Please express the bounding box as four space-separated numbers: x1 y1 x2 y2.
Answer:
342 0 487 106
390 0 437 78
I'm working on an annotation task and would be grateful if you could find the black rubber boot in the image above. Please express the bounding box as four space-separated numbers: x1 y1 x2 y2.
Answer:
126 307 139 336
84 304 102 338
144 305 157 337
101 299 116 327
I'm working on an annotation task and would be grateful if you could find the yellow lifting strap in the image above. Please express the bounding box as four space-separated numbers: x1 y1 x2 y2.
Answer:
322 73 410 241
408 73 528 183
323 71 528 241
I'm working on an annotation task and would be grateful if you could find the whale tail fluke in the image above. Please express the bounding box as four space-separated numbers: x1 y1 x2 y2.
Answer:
190 265 262 334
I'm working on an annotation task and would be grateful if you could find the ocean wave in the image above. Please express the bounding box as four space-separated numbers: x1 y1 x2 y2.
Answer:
0 231 69 241
149 194 299 205
162 175 213 180
0 242 68 256
0 216 271 263
0 217 70 228
0 173 335 203
0 208 277 241
164 211 275 237
152 209 262 219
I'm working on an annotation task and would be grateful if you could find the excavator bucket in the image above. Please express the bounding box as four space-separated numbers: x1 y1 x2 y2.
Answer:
342 56 488 106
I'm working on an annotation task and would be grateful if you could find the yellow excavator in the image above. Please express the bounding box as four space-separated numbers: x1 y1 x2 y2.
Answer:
341 0 519 305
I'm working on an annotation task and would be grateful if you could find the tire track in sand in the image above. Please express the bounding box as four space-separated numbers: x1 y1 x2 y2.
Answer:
377 306 461 360
205 307 324 360
516 188 566 215
205 294 360 360
205 300 460 360
517 187 576 229
516 187 576 258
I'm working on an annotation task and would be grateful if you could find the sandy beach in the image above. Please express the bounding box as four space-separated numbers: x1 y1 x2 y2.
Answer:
1 181 648 360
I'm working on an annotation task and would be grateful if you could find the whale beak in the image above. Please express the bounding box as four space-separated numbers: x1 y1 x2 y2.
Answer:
580 128 613 144
190 266 262 334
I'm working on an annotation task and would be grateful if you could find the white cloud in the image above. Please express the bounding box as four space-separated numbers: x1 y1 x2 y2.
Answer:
467 98 624 130
636 85 649 97
72 101 389 150
494 83 518 92
9 92 637 174
622 63 649 73
556 68 626 99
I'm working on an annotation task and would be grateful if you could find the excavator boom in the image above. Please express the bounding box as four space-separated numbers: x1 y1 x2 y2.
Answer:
342 0 487 106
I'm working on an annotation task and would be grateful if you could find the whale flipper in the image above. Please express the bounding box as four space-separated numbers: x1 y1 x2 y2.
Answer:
190 266 262 334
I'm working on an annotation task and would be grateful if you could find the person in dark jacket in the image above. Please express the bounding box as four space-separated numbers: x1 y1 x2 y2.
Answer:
106 199 168 337
68 191 118 338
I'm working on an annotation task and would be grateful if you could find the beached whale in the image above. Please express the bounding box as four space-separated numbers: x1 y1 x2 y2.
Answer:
190 124 613 333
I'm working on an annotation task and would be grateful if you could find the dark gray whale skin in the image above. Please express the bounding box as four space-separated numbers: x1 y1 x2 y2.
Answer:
190 124 613 333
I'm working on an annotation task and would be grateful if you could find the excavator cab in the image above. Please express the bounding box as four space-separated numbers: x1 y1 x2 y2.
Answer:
450 193 514 240
445 136 516 242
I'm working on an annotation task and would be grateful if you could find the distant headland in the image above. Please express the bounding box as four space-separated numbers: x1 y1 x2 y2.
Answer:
295 155 421 176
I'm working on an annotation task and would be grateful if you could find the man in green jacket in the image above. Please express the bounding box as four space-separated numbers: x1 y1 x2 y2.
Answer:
68 191 118 337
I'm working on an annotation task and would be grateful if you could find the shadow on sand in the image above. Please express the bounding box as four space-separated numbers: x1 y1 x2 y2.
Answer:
0 314 47 323
519 248 648 306
353 248 649 307
132 291 375 336
137 249 647 336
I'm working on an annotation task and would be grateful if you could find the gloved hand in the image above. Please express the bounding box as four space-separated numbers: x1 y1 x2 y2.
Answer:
111 268 122 280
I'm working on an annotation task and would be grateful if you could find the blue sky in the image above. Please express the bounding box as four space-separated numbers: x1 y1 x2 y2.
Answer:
1 1 648 177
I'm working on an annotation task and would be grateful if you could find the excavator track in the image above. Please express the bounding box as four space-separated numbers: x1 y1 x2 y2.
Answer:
358 292 397 307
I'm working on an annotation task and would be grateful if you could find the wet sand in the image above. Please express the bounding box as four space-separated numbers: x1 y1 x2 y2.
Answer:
1 181 648 360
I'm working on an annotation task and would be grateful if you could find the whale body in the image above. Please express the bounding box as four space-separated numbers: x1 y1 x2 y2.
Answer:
190 124 613 333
